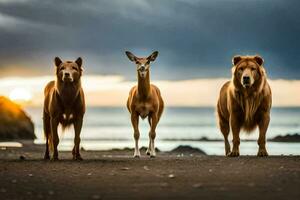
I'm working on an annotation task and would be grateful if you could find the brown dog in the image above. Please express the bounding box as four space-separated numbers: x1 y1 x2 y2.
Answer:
217 55 272 157
43 57 85 160
125 51 164 158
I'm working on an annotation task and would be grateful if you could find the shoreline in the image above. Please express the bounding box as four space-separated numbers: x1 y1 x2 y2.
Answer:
2 133 299 143
0 142 300 200
1 140 300 158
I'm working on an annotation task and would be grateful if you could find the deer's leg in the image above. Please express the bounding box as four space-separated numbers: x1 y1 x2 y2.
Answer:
131 112 140 158
146 116 152 155
50 117 59 160
257 112 270 157
73 117 83 160
149 113 158 158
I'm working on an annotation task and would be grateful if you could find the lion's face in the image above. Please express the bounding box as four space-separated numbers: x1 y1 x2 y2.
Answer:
55 57 83 83
232 55 264 89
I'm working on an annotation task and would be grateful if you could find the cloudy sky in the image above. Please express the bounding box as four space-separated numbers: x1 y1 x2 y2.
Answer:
0 0 300 80
0 0 300 106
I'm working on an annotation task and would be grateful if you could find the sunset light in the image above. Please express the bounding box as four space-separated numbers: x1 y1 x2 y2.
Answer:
9 88 32 103
0 1 300 199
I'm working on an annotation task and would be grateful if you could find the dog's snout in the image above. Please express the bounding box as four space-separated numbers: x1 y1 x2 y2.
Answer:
243 76 250 83
64 72 70 77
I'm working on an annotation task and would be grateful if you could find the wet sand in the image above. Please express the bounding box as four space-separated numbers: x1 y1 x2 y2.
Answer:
0 142 299 200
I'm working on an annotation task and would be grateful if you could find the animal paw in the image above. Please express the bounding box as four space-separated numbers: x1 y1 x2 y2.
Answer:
146 149 151 155
44 154 50 160
227 150 239 157
225 150 231 156
150 151 156 158
133 151 141 158
257 149 268 157
73 155 83 161
51 157 59 161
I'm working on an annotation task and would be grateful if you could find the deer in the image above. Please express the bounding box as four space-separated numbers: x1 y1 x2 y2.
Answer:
125 51 164 158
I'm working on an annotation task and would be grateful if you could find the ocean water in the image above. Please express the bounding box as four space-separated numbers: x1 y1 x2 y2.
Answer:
25 107 300 155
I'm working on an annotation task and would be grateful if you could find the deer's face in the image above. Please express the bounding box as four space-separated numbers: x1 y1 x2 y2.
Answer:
135 58 150 78
125 51 159 79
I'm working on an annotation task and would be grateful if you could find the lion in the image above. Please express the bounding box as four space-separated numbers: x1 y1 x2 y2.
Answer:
217 55 272 157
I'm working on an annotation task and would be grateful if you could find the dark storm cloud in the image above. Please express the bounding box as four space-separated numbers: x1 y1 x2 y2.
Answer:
0 0 300 80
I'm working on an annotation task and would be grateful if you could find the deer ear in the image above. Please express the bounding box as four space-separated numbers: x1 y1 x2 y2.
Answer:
232 55 242 66
125 51 137 62
75 57 83 67
254 55 264 66
54 57 62 67
147 51 158 62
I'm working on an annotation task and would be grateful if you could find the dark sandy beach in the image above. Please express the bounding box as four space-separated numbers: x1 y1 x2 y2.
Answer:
0 142 299 200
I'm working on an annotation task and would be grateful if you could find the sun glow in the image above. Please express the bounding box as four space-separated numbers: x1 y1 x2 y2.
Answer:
9 88 32 103
0 76 300 107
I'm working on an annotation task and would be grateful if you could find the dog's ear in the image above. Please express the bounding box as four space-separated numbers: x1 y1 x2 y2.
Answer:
75 57 83 67
147 51 158 62
254 55 264 66
232 55 242 66
125 51 137 62
54 57 62 67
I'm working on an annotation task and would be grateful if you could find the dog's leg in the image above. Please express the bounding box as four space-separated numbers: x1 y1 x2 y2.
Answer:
44 137 50 160
219 118 231 156
228 116 240 157
73 117 83 160
257 112 270 157
149 113 158 158
131 112 140 158
50 117 59 160
43 112 50 160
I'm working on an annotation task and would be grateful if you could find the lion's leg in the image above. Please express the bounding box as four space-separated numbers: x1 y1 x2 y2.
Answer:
257 112 270 157
219 118 231 156
228 115 240 157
